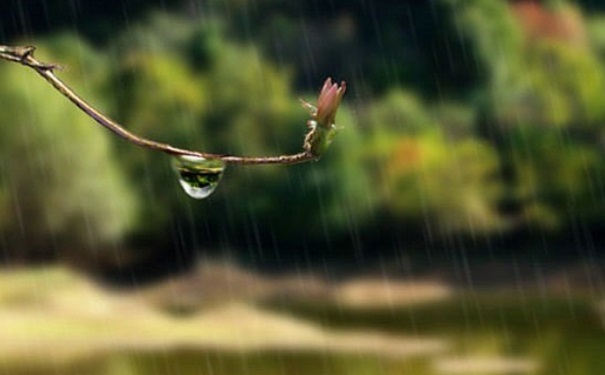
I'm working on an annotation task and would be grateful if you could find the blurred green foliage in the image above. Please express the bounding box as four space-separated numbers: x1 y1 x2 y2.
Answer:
0 35 138 260
2 0 605 264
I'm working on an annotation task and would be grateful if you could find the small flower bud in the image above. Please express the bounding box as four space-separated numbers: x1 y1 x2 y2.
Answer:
301 78 346 157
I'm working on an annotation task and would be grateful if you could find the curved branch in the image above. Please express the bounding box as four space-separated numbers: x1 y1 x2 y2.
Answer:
0 45 334 165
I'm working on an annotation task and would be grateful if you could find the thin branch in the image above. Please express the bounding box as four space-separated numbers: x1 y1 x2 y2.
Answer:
0 45 335 165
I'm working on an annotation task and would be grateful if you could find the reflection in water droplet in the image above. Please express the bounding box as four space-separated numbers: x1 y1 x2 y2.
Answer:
172 155 226 199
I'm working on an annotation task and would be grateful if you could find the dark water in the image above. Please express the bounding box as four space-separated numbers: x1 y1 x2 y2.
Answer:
4 294 604 375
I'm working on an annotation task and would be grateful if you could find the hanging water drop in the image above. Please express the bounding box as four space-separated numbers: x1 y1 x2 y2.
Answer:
172 155 226 199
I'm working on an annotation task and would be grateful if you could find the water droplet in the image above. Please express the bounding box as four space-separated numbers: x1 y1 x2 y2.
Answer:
172 155 226 199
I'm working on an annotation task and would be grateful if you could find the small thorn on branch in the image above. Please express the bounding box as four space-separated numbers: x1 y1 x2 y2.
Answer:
20 46 60 71
38 62 62 72
0 45 37 60
21 46 36 60
0 45 60 71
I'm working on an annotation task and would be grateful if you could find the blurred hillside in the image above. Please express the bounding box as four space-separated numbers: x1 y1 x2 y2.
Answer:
2 0 605 275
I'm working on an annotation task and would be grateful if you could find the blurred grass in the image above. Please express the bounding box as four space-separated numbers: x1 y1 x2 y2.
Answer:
0 266 446 373
2 350 433 375
0 266 604 374
269 294 605 374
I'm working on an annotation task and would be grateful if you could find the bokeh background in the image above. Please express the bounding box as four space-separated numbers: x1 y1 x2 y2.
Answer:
2 0 605 374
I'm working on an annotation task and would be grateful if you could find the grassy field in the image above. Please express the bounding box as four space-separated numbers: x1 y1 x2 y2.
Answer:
0 265 603 374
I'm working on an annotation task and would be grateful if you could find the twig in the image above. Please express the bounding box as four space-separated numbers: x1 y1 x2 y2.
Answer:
0 45 340 165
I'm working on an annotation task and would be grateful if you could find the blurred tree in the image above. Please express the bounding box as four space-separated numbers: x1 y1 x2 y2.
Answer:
452 0 605 129
4 0 605 267
452 0 605 233
0 35 138 261
509 129 605 231
362 90 505 237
